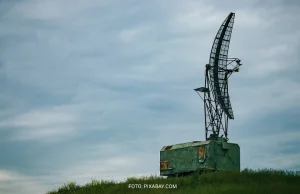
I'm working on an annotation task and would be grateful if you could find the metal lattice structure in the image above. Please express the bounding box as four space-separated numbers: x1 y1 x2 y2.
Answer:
194 12 243 141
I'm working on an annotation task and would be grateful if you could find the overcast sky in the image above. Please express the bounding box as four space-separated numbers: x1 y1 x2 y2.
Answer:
0 0 300 193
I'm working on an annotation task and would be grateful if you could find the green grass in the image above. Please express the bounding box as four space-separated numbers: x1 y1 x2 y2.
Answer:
47 169 300 194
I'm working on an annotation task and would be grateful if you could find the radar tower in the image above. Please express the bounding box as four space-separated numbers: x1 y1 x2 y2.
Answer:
194 12 243 141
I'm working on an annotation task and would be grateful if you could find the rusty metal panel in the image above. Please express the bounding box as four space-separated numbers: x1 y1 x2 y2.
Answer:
198 146 206 162
160 161 168 170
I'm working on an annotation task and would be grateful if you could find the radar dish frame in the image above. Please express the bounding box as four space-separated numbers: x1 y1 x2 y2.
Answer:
194 12 243 141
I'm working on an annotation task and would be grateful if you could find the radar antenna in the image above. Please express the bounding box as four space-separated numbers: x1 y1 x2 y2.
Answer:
194 12 243 141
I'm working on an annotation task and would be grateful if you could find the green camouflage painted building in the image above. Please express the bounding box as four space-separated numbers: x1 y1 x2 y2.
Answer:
160 138 240 177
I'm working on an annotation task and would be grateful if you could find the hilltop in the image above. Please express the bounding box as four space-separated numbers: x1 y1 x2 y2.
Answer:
47 169 300 194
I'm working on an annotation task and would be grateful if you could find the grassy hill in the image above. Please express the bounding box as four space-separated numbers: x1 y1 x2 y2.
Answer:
47 169 300 194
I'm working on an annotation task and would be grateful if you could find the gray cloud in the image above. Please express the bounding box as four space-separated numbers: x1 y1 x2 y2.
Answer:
0 0 299 193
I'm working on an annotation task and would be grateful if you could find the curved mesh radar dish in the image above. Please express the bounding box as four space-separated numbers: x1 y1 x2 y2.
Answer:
209 12 235 119
194 12 242 141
